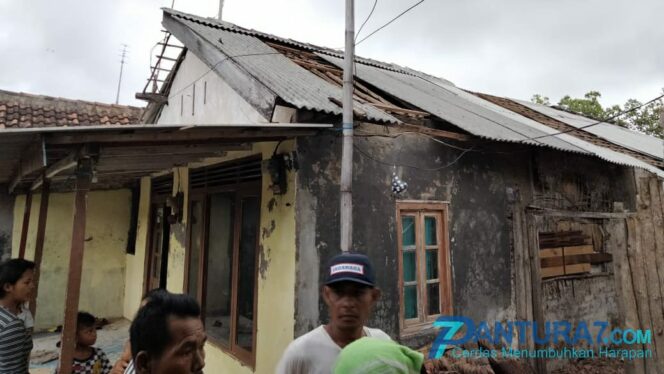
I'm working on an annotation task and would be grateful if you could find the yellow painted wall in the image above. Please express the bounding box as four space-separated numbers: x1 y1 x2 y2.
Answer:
12 190 131 330
123 178 151 319
124 142 297 373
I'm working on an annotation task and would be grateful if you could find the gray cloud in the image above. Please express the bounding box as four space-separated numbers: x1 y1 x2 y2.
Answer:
1 0 662 109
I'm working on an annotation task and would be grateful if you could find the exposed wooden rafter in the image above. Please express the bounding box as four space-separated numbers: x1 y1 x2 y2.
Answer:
9 138 46 194
31 145 98 191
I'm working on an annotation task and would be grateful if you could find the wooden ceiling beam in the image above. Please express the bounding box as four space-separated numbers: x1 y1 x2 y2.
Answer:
45 129 319 145
100 143 250 157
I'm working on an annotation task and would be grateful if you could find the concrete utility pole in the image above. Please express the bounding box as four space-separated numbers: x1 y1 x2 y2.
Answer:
115 44 128 105
340 0 355 252
218 0 225 20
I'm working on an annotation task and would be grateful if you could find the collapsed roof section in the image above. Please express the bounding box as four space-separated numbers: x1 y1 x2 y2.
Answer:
154 8 663 178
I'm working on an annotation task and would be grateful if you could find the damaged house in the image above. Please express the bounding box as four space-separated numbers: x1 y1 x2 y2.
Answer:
1 8 663 374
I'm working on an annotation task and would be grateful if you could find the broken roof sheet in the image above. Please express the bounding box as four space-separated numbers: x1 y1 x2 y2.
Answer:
168 11 399 124
163 9 663 177
319 54 589 154
515 99 664 161
163 8 455 86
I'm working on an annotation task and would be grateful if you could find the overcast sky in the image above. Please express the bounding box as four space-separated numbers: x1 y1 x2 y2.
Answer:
1 0 662 108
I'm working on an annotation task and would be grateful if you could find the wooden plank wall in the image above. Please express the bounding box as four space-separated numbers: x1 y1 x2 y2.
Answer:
619 170 664 374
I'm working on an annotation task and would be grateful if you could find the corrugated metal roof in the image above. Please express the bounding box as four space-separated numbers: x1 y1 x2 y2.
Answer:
164 9 664 178
515 99 664 161
173 15 398 124
163 8 455 85
318 54 588 154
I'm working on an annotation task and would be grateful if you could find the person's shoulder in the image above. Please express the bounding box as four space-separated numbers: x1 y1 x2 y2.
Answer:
277 326 326 368
0 308 18 327
0 314 24 332
365 327 392 341
94 347 110 358
290 326 328 347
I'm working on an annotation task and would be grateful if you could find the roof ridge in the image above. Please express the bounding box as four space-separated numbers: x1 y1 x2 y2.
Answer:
0 88 144 110
162 7 453 84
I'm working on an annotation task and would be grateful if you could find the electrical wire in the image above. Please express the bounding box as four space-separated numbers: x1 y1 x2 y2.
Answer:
356 0 425 46
414 72 664 147
523 93 664 141
354 140 476 171
355 0 379 42
354 130 473 152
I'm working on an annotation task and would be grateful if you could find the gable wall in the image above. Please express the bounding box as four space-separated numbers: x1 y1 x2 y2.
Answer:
157 53 268 125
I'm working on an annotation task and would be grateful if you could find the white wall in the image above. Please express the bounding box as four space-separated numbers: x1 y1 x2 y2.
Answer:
157 53 268 125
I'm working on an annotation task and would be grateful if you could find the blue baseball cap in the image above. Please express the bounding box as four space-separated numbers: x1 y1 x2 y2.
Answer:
325 252 376 287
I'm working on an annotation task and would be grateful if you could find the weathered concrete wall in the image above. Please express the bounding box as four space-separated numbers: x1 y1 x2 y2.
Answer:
294 127 640 350
295 129 531 346
12 190 131 330
157 53 268 125
0 193 13 262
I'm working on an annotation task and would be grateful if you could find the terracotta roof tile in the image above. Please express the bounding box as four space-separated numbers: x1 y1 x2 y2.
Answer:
0 89 144 128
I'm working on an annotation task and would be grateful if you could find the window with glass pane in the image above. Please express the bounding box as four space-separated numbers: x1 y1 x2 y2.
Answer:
236 196 259 351
398 204 451 332
186 187 261 364
186 159 262 366
401 215 418 320
204 193 235 346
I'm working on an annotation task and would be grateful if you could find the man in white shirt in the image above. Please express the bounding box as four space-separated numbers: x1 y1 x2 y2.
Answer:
276 252 391 374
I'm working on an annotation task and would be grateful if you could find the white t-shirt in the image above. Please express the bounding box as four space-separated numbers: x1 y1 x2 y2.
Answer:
276 326 391 374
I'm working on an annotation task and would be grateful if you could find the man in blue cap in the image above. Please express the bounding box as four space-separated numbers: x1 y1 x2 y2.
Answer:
276 252 391 374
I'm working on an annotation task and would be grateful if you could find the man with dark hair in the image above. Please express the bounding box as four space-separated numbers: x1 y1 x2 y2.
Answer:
277 252 390 374
112 289 169 374
130 292 206 374
0 258 36 374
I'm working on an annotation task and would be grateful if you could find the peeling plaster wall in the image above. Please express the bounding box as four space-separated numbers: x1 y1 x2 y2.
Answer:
0 193 14 262
12 190 131 330
166 167 188 294
295 130 530 346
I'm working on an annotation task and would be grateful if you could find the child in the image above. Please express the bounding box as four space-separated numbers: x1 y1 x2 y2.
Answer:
55 312 113 374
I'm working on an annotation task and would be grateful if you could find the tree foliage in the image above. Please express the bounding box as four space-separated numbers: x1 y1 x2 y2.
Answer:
531 91 663 139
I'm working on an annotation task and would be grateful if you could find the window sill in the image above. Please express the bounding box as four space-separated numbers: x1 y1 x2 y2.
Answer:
205 339 255 370
400 322 438 338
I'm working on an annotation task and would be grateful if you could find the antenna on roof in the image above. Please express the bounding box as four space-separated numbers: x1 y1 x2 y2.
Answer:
218 0 225 20
115 44 128 105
